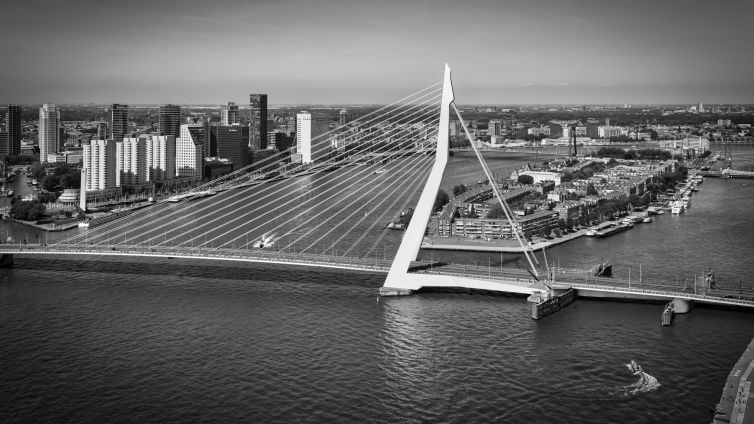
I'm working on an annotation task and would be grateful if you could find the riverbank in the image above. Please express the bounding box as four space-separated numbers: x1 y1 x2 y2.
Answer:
714 335 754 423
422 221 617 253
11 218 80 232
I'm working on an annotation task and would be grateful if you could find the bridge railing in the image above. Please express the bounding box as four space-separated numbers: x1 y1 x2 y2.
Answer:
0 243 393 272
569 282 754 307
417 268 537 287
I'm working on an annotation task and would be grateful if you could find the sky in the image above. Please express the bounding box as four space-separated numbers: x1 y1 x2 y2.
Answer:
2 0 753 105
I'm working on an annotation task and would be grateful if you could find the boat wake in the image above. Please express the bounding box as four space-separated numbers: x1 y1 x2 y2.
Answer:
621 360 660 397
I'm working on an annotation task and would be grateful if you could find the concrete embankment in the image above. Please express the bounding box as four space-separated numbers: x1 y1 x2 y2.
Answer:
422 229 585 253
11 219 79 232
713 336 754 423
421 221 622 253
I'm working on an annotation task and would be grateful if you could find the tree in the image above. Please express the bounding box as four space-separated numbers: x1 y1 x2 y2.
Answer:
518 174 534 185
38 192 58 203
595 147 626 159
452 184 467 196
53 163 70 176
60 173 79 189
11 200 46 221
586 183 598 196
41 175 60 191
565 192 581 201
433 190 450 212
30 162 46 180
487 202 505 219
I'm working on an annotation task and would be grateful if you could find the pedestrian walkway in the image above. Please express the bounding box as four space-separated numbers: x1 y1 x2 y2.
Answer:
714 336 754 423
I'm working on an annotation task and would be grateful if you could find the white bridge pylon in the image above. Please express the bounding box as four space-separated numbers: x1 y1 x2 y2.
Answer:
380 64 540 297
380 64 454 295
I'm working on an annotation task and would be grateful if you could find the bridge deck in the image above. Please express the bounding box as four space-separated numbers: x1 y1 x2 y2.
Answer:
3 244 754 309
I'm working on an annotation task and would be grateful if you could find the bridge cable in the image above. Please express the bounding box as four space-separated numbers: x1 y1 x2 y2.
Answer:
155 110 441 250
60 93 441 248
288 141 437 254
451 102 540 279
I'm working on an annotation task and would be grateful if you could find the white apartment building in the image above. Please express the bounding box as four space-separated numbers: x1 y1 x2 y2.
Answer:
296 111 329 164
296 112 312 164
39 103 60 161
146 135 176 183
116 137 147 186
598 126 628 138
176 124 204 181
83 139 116 190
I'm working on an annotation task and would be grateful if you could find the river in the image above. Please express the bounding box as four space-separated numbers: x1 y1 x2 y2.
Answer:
2 144 754 423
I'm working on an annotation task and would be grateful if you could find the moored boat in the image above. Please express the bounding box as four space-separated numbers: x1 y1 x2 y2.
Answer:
596 223 632 238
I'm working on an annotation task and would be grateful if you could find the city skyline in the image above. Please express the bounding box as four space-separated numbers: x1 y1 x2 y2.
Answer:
1 0 753 105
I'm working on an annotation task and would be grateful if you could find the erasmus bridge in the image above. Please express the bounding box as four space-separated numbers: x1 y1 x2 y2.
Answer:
2 65 753 309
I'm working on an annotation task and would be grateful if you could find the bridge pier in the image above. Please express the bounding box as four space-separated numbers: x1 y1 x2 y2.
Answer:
530 288 577 320
0 254 14 268
672 298 693 313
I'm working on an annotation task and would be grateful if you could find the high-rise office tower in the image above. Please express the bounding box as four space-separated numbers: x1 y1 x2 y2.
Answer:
39 104 60 162
212 125 250 170
83 139 117 190
176 124 205 181
339 108 349 126
697 102 705 113
116 137 147 187
96 121 108 140
221 102 240 126
185 117 209 160
0 127 6 157
296 111 329 164
146 135 176 183
249 94 267 150
159 104 181 139
110 104 129 142
1 105 22 156
488 119 501 137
